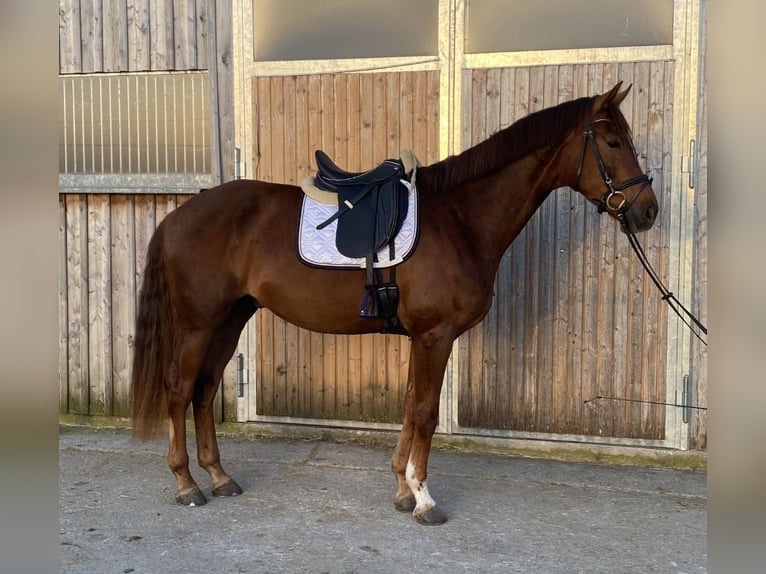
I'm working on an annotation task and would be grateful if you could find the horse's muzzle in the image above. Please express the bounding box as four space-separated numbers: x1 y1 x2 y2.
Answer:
620 196 658 234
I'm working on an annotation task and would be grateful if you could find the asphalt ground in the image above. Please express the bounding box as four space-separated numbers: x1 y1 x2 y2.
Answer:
59 425 707 573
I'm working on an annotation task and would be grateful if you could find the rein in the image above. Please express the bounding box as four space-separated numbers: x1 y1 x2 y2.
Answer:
624 229 708 346
578 117 708 347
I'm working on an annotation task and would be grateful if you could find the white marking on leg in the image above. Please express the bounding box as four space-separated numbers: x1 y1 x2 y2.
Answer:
406 458 436 514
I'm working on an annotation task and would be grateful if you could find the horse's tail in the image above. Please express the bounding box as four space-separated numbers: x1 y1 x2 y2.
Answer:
131 224 176 440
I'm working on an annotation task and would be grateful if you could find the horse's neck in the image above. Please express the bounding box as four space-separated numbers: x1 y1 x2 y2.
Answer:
453 147 564 266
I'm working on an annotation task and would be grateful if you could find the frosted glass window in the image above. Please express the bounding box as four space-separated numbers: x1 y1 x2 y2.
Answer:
254 0 439 61
465 0 674 53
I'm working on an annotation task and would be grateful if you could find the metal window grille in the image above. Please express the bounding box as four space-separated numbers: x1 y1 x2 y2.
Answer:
59 72 210 175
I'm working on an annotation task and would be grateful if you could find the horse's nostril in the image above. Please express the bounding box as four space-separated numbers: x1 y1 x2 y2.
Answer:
645 205 657 223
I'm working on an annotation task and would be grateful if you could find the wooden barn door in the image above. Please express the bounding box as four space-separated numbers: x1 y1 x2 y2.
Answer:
233 0 444 427
450 0 702 448
455 64 673 443
248 71 440 426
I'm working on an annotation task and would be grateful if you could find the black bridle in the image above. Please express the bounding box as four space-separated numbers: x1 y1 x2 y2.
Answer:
577 117 708 345
576 117 653 220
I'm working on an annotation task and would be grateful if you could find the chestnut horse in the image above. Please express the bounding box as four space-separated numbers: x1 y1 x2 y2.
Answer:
131 82 657 524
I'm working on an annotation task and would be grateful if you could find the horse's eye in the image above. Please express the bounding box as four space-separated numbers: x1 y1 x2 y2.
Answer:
607 140 621 149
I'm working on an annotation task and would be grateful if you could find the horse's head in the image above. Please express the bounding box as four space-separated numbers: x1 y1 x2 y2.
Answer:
571 82 658 234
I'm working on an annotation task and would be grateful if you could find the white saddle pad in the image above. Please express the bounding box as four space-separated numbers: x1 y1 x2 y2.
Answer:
298 180 418 269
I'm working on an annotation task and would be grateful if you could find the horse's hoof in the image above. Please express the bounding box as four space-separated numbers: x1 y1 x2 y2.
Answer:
212 478 243 497
414 505 448 525
175 487 207 507
393 494 416 513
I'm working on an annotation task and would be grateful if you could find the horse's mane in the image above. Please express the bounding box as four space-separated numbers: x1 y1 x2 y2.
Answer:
417 95 595 193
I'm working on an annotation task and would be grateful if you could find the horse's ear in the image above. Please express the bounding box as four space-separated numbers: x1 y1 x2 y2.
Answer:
593 81 625 112
612 83 632 107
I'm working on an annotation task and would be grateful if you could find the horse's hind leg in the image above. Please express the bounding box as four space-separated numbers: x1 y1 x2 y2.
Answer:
166 330 213 506
192 297 256 498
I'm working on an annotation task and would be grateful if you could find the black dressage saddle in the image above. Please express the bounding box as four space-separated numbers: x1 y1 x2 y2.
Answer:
312 150 411 331
314 150 409 260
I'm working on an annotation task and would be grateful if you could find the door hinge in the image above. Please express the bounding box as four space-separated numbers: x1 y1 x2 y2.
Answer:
236 352 246 398
681 139 696 189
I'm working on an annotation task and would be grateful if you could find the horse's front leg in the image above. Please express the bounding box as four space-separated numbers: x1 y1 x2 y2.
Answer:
392 329 454 525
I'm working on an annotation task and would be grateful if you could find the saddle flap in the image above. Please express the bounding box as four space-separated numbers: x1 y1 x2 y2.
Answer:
334 179 409 258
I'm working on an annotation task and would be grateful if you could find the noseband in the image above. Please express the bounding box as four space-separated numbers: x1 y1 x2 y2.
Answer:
576 117 653 220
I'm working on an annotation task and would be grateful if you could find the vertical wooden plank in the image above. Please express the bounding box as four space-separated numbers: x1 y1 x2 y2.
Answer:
346 74 361 170
294 75 311 178
412 71 429 161
252 83 276 416
304 74 326 418
270 76 288 416
333 74 349 165
66 195 89 414
385 73 400 159
255 77 272 180
384 338 397 422
545 66 577 432
196 0 209 70
384 73 401 421
110 195 136 417
391 82 410 423
282 76 298 184
318 74 338 418
427 69 441 164
508 66 529 429
59 198 70 413
344 75 363 421
495 67 516 429
622 61 643 438
88 195 113 415
594 63 619 438
309 330 324 417
520 68 540 431
535 67 559 434
103 0 128 72
150 0 175 69
468 68 488 427
566 64 587 434
646 60 675 439
358 73 376 421
481 69 506 428
320 332 336 418
212 0 235 183
573 65 597 435
80 0 104 73
399 72 415 152
332 74 352 420
59 0 82 74
282 75 300 417
691 32 708 448
551 64 575 434
173 0 198 70
128 0 151 71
